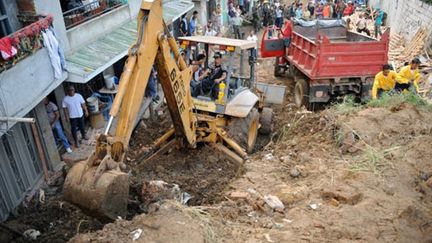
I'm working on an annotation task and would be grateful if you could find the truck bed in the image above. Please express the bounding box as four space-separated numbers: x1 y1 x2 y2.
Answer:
288 25 389 80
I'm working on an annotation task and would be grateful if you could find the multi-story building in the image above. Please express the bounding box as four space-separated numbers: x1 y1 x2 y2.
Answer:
0 0 193 221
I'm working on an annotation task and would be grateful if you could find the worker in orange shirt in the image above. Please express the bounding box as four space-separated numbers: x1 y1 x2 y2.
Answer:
372 64 397 99
323 2 333 19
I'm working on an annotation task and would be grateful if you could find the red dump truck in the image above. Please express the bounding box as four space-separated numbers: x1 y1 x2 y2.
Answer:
261 19 389 109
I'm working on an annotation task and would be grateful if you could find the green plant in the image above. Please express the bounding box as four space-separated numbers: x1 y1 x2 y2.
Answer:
420 0 432 4
331 95 363 115
367 92 432 111
277 113 305 143
349 145 399 175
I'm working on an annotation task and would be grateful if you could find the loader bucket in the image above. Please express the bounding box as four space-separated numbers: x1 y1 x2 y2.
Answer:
63 161 129 220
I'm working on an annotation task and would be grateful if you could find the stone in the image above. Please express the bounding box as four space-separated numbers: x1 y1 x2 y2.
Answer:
290 167 301 178
264 195 285 211
276 186 307 205
229 191 250 200
207 155 219 163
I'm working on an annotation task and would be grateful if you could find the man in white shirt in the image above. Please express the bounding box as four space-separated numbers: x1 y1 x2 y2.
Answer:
62 86 89 148
356 13 370 36
247 30 258 59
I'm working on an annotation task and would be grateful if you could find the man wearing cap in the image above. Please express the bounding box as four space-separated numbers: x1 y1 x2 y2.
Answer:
62 86 89 148
395 58 421 94
371 64 397 100
201 52 227 99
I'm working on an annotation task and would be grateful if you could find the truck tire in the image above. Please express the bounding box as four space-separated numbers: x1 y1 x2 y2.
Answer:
259 107 273 135
227 108 259 153
294 79 310 109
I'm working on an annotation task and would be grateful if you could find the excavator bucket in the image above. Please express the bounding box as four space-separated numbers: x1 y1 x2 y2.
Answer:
63 145 129 220
63 135 129 219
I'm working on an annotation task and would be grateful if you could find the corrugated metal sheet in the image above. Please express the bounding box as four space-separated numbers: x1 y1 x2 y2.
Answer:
0 122 44 222
66 0 194 83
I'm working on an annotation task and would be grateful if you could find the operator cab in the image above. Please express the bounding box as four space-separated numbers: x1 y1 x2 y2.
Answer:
179 36 261 117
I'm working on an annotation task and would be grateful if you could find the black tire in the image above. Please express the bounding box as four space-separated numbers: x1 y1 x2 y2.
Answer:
259 107 273 135
288 64 296 78
294 78 310 109
274 57 282 77
227 108 259 153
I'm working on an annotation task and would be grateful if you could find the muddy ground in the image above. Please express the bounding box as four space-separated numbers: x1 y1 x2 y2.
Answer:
2 57 432 242
72 58 432 243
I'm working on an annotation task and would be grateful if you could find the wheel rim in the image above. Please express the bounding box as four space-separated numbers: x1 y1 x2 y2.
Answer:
294 83 303 107
248 119 258 152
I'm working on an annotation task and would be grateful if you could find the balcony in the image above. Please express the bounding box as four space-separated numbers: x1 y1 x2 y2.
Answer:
0 15 53 73
63 0 127 30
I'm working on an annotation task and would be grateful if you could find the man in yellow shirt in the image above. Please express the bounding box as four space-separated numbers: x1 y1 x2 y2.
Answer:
395 58 421 93
372 64 397 99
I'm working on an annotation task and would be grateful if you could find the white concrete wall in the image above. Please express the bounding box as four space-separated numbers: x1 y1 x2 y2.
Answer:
128 0 142 17
0 48 66 135
370 0 432 42
6 0 21 32
66 5 132 53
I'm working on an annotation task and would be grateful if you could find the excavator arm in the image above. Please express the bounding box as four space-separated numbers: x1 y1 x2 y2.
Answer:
63 0 198 219
109 0 196 156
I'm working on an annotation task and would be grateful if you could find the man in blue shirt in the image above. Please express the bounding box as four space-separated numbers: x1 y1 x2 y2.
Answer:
374 7 384 38
189 11 198 36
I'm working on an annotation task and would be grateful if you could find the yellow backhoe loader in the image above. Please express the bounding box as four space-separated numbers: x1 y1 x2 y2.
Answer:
63 0 284 219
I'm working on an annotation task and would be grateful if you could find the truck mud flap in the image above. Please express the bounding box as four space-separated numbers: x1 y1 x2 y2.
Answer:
309 85 330 103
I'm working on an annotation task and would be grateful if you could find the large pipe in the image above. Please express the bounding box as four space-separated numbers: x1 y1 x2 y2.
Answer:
0 117 35 123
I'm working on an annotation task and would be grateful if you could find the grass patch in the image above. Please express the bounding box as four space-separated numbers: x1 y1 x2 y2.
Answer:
330 95 362 115
276 112 306 143
349 145 399 175
329 92 432 115
367 92 432 111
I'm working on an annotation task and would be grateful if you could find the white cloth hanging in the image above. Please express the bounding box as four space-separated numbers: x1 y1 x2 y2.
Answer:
42 29 62 80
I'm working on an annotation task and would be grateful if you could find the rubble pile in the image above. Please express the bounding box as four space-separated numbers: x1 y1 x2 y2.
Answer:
389 27 431 70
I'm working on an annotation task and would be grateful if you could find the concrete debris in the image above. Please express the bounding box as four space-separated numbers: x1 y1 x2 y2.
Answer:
289 167 301 178
141 180 192 206
264 233 275 243
264 153 274 161
263 195 285 211
130 228 143 241
23 229 41 240
229 191 250 200
309 203 319 210
282 219 293 224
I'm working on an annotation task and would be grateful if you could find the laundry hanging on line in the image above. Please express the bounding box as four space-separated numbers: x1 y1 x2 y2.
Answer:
0 37 18 60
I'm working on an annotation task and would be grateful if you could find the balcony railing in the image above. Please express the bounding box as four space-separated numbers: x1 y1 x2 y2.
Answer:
63 0 127 30
0 15 53 73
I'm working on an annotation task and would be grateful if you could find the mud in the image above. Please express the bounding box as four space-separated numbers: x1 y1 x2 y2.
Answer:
0 196 104 243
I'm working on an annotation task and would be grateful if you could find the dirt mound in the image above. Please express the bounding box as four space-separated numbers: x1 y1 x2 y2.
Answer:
334 104 432 153
70 201 216 243
203 101 432 242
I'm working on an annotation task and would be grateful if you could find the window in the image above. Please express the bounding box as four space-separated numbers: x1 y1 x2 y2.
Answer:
0 0 12 38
